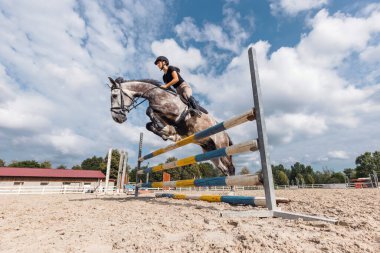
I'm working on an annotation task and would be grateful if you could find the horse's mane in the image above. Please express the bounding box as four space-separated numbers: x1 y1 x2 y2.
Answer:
126 79 163 87
124 79 178 97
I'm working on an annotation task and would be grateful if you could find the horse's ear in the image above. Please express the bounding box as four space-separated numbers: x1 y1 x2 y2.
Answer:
108 77 119 89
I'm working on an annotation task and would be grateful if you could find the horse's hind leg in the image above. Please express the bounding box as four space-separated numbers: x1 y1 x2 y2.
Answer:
209 157 235 177
200 135 235 176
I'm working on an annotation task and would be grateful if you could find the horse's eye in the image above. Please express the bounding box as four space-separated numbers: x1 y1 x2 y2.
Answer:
112 94 118 99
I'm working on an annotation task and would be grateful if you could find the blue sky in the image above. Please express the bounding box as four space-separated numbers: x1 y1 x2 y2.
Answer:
0 0 379 173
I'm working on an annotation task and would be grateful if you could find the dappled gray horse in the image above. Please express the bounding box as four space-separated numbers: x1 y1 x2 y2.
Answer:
109 78 235 176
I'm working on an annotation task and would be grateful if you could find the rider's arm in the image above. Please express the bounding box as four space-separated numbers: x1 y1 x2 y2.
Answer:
162 71 179 89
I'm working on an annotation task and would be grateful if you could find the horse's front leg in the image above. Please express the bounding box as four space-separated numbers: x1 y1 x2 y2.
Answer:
146 107 165 130
146 107 182 142
146 122 168 141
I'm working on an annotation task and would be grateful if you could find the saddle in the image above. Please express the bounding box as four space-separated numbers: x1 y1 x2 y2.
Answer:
175 98 208 124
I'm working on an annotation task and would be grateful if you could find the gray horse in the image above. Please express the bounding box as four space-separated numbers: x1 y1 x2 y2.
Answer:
109 78 235 176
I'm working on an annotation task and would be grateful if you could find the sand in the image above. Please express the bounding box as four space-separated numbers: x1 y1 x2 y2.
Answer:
0 188 379 253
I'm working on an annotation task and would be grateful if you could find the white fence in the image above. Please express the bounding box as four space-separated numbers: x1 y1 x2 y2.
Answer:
1 182 377 196
0 185 117 195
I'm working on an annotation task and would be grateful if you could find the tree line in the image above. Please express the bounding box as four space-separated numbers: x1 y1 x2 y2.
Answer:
1 150 379 185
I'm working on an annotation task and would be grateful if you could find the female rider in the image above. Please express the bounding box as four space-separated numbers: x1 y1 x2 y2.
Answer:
154 56 207 114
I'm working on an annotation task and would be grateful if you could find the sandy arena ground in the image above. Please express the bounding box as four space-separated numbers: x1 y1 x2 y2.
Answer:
0 188 379 253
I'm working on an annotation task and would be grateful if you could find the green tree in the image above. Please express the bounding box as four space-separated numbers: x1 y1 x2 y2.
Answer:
343 168 355 179
149 171 162 182
131 164 165 183
328 172 346 183
289 162 305 182
129 167 139 183
8 160 41 168
355 151 380 178
239 167 250 175
304 173 315 184
198 162 221 178
0 159 5 167
272 164 290 185
314 170 326 184
159 157 180 181
72 165 82 170
288 162 316 185
130 156 159 183
296 173 304 186
277 170 289 185
179 164 201 179
40 161 52 168
57 165 66 169
101 150 122 179
81 156 105 171
314 169 341 184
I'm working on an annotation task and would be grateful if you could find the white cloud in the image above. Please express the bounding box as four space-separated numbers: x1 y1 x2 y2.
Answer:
0 0 169 166
328 150 349 160
298 9 380 68
0 94 54 131
151 39 205 71
360 44 380 63
47 129 94 155
174 3 252 54
270 0 328 16
0 65 17 101
267 113 327 144
168 5 380 167
1 0 379 172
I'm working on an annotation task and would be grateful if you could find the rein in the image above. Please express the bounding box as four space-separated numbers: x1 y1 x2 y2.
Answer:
110 83 176 115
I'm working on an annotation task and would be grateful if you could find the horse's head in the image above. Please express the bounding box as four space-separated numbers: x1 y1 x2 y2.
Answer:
109 77 134 124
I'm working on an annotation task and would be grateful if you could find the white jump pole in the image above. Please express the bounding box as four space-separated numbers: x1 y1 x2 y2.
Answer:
116 150 124 193
105 148 112 193
121 151 128 191
121 151 128 189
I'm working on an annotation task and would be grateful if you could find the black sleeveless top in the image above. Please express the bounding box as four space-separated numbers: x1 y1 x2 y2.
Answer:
163 66 184 88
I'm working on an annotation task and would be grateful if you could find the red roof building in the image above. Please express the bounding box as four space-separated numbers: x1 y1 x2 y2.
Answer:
0 167 106 187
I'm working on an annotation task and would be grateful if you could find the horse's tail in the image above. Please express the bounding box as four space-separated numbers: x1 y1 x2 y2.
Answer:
225 133 235 176
227 134 233 147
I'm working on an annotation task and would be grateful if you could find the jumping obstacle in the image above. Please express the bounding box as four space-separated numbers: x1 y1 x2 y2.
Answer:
134 47 337 224
156 193 290 207
138 174 262 188
137 140 257 175
138 109 255 162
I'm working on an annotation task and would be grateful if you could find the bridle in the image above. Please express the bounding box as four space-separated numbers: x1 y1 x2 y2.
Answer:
109 77 178 117
110 85 158 116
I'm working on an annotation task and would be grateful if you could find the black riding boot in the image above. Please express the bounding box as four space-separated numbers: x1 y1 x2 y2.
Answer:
188 96 208 114
188 96 200 111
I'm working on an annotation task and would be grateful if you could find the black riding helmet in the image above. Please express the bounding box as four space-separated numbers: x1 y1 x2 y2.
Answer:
154 56 169 65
